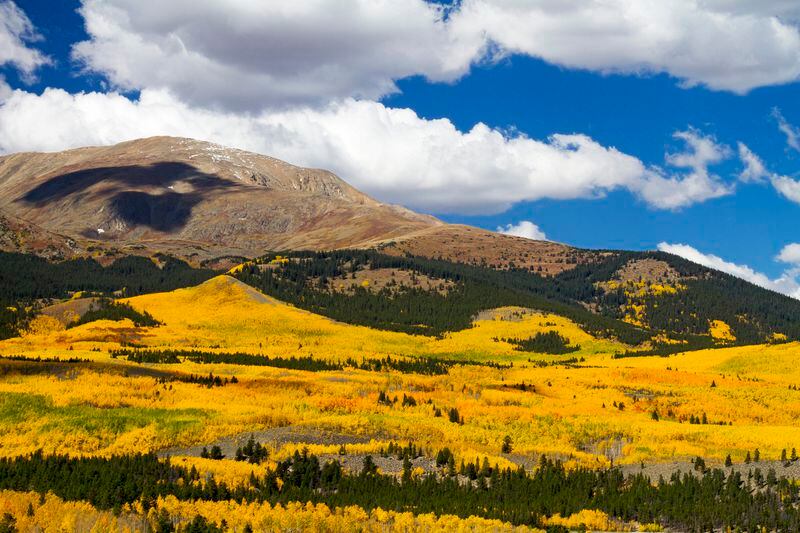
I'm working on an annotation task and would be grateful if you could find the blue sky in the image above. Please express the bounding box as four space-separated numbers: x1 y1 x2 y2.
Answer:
388 60 800 271
2 0 800 294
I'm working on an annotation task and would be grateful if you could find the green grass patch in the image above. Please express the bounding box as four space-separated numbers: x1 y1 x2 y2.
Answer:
0 392 208 439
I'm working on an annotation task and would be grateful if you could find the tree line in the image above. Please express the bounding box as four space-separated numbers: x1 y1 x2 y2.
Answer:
286 246 800 347
253 247 800 348
0 251 216 339
498 331 580 354
67 299 160 329
112 348 508 376
234 250 651 343
1 450 800 531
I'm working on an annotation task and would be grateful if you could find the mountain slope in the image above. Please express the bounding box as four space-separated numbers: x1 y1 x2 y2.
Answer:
0 137 604 274
0 137 439 261
3 136 800 349
233 249 800 348
374 224 602 276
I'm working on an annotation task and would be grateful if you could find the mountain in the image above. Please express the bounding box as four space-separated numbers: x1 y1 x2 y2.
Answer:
0 136 603 273
0 136 440 262
0 137 605 273
374 223 600 276
3 136 800 348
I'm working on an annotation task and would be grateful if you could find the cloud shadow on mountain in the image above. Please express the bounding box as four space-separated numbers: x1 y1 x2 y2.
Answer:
19 162 242 232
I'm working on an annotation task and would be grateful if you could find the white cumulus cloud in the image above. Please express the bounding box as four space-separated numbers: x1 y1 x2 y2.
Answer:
702 1 800 20
496 221 547 240
737 142 770 183
0 1 50 81
777 243 800 264
67 0 800 113
735 141 800 205
771 174 800 204
72 0 481 110
630 130 733 209
0 87 736 214
658 242 800 298
773 108 800 152
450 0 800 94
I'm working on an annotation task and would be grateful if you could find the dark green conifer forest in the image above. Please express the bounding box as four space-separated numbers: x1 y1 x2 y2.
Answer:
0 450 798 532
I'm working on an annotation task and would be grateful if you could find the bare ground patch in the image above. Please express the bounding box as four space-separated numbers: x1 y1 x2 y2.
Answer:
159 425 382 459
620 459 800 481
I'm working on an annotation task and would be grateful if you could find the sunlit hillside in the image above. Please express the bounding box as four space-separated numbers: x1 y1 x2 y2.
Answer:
2 275 800 530
2 276 800 464
3 0 800 526
2 275 620 363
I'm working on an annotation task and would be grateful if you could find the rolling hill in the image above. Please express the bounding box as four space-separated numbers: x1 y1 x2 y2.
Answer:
232 249 800 348
2 136 800 349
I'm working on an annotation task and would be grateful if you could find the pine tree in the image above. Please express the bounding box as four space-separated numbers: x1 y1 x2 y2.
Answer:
693 456 706 472
209 445 224 460
0 513 16 533
448 407 462 424
447 455 456 477
501 435 513 454
361 455 378 476
480 457 492 477
402 455 412 483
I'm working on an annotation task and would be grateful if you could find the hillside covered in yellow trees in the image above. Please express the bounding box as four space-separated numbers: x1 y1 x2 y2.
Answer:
6 0 800 525
2 246 800 530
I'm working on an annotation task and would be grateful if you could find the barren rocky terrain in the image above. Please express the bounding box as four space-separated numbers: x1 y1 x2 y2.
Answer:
0 137 603 274
0 137 440 262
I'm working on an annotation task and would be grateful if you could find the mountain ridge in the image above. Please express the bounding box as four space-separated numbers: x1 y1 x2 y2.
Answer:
0 136 441 262
0 137 591 275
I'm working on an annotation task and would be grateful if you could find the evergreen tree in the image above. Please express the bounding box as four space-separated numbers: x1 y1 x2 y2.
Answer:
402 455 412 483
0 513 15 533
209 446 224 460
361 455 378 476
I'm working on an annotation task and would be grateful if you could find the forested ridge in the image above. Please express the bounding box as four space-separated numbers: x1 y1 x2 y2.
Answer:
67 300 160 329
234 250 651 343
1 450 798 531
234 249 800 347
3 246 799 348
0 252 216 339
566 251 800 343
502 331 580 354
